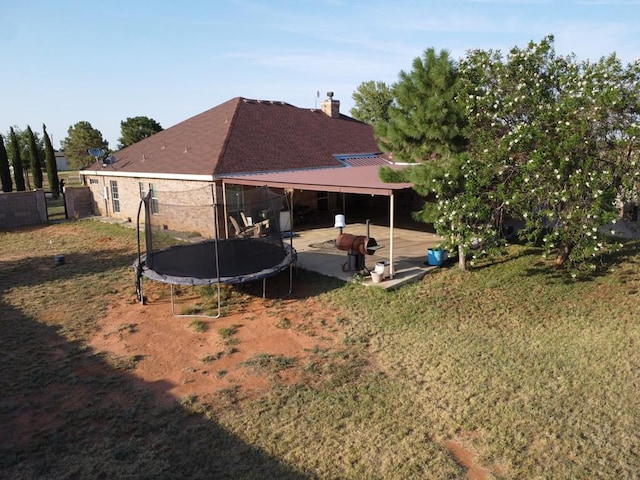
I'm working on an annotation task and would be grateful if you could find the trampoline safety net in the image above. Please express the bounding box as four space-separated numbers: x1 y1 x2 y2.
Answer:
134 185 296 287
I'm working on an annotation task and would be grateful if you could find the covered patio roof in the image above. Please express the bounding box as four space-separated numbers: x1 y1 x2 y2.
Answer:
221 164 413 196
222 164 417 281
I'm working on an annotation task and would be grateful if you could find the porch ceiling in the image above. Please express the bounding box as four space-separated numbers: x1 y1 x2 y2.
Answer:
221 164 413 196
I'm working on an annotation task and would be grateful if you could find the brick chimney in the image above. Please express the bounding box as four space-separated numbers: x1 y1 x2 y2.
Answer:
320 91 340 118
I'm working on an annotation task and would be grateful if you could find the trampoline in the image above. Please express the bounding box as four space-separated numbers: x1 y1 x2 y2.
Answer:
136 238 295 286
134 185 297 318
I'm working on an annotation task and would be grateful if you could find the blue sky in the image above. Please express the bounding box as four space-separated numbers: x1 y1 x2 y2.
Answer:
1 0 638 150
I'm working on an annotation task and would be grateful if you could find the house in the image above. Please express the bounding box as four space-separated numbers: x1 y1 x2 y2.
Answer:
55 151 68 171
80 95 416 237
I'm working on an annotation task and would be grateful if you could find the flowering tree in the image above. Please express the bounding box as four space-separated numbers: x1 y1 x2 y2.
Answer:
460 35 640 274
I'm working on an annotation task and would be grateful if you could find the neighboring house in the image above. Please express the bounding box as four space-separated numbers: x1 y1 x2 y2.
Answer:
55 151 68 171
80 95 415 236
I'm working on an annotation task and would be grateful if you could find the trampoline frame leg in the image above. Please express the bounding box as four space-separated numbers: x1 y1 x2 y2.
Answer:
165 264 294 319
169 283 222 320
136 276 144 304
261 263 294 300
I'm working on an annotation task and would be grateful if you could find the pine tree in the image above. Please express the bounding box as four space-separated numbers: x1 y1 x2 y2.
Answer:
9 127 26 191
27 126 43 189
62 121 108 169
375 48 468 163
350 81 393 125
118 116 163 149
43 124 60 198
0 134 12 192
377 47 473 269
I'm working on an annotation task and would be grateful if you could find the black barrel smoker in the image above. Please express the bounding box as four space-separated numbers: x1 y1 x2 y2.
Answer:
336 233 379 272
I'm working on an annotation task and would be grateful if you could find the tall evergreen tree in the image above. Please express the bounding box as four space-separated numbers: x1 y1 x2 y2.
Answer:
4 126 44 188
9 127 26 191
62 121 108 169
118 116 163 149
375 48 468 163
0 134 12 192
350 81 394 125
376 47 472 268
27 126 43 189
43 124 60 198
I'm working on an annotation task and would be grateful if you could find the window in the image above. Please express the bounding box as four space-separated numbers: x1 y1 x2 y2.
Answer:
139 182 159 214
138 182 160 215
110 180 120 213
149 183 159 214
89 178 99 185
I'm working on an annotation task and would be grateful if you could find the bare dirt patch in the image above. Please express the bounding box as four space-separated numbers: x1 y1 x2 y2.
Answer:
445 432 507 480
89 284 342 407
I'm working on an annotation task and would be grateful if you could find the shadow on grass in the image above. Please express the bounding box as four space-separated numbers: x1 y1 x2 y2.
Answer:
522 239 640 284
0 225 311 478
0 299 310 479
463 247 544 272
0 245 345 304
0 247 137 291
232 267 347 301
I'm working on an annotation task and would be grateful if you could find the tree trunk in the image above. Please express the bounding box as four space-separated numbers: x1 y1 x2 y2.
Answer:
458 244 467 271
555 242 571 266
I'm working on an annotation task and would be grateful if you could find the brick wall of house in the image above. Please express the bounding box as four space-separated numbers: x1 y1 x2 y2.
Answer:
82 175 225 236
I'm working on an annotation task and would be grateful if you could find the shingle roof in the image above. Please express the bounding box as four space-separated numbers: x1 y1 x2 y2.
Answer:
86 97 381 177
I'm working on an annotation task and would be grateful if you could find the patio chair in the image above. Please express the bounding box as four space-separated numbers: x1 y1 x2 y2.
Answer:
229 215 262 238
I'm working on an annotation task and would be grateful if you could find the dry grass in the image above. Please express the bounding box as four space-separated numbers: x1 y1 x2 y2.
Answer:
1 220 639 479
215 244 640 479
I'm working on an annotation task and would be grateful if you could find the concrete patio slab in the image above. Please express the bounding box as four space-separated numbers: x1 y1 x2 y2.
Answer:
288 223 444 290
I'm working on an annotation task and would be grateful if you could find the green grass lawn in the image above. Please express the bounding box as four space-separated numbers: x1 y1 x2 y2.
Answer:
1 220 638 479
217 246 640 479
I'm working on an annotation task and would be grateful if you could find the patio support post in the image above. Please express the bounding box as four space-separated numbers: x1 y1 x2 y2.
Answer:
222 182 229 238
289 189 294 233
389 193 395 278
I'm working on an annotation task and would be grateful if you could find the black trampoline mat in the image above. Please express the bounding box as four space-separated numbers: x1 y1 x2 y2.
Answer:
137 238 294 285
